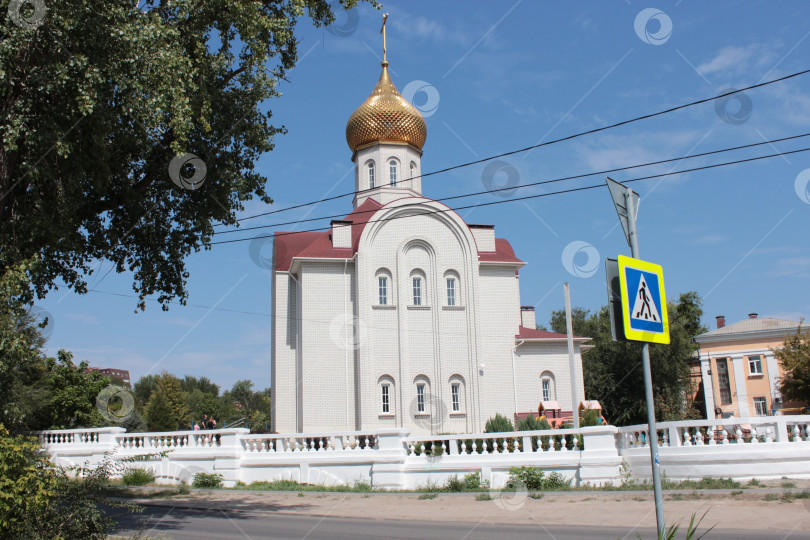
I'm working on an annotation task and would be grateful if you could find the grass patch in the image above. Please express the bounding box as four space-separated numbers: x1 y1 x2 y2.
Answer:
528 492 544 500
234 479 375 492
782 481 796 489
764 493 778 501
475 493 492 501
731 490 743 496
747 478 762 487
122 468 155 486
418 493 438 500
192 473 224 489
780 490 810 503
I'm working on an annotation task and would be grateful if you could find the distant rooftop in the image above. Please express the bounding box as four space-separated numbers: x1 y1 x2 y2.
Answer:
697 317 802 338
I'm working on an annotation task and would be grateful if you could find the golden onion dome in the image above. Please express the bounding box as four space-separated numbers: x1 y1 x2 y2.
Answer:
346 62 427 152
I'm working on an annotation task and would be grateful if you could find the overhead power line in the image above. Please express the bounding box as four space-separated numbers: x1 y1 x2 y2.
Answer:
210 144 810 246
87 289 271 317
212 132 810 236
217 67 810 225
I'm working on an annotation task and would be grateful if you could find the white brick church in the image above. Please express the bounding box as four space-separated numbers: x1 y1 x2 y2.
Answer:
271 57 588 435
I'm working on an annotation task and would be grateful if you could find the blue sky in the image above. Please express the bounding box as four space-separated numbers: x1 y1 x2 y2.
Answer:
38 1 810 391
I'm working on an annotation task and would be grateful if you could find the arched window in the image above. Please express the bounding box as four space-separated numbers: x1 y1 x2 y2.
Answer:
375 268 393 306
367 161 376 188
409 161 417 179
410 269 426 306
413 375 431 415
444 270 461 306
540 371 556 402
389 159 398 185
378 276 388 305
449 375 465 413
412 277 422 305
378 375 395 414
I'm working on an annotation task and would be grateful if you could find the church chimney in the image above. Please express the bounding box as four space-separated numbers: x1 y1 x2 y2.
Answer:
331 220 352 249
520 306 536 329
716 315 725 329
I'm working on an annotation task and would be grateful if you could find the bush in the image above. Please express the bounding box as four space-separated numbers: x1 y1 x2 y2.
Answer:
122 468 155 486
507 466 546 490
445 472 485 492
518 415 552 451
1 426 140 539
192 472 224 488
484 414 514 433
507 466 572 491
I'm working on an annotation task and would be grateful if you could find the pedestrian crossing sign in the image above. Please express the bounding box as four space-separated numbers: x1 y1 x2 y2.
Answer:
618 255 670 344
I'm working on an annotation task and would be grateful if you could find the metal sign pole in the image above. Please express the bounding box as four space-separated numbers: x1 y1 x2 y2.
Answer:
624 189 666 536
564 283 580 430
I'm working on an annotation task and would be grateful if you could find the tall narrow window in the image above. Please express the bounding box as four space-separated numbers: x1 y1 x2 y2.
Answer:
716 358 732 405
368 162 375 188
416 383 425 413
381 384 390 413
542 379 551 401
412 277 422 306
446 278 456 306
389 160 398 185
378 277 388 305
451 383 460 412
410 162 416 179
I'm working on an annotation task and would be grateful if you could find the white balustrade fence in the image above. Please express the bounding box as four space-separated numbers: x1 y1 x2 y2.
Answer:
38 416 810 489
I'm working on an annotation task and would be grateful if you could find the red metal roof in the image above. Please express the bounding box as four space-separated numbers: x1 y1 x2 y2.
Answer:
274 197 525 271
478 238 523 264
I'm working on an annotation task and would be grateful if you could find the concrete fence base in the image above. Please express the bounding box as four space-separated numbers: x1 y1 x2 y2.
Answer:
38 416 810 489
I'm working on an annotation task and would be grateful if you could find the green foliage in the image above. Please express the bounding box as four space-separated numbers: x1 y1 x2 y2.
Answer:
776 326 810 404
145 391 176 432
0 427 140 538
580 408 601 427
506 466 572 491
445 472 485 492
418 492 438 500
484 413 514 433
122 468 156 486
548 292 707 426
518 414 551 431
192 472 224 489
0 0 377 308
475 493 492 501
145 372 190 431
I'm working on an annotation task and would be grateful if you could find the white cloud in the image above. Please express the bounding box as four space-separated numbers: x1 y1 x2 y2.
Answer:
696 44 780 78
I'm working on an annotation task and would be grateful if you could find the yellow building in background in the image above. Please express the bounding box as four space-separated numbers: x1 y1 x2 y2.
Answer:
692 313 805 419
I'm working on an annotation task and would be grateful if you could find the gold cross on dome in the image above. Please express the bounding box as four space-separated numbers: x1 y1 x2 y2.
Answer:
380 13 389 63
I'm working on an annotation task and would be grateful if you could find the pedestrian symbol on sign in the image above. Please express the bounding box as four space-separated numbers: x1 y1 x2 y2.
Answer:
617 255 669 344
632 275 659 322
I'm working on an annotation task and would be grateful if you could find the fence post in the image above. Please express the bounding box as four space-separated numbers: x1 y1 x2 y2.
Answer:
578 426 621 487
370 428 410 490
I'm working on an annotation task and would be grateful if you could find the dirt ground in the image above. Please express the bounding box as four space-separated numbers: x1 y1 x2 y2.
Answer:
129 484 810 535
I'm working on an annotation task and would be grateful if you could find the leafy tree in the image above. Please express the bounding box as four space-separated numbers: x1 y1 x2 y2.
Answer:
0 0 374 307
547 291 706 426
44 351 109 429
181 375 220 396
145 390 175 432
776 326 810 404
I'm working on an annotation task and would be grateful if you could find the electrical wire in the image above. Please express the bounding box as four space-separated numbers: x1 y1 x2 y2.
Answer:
211 132 810 236
216 67 810 226
210 144 810 246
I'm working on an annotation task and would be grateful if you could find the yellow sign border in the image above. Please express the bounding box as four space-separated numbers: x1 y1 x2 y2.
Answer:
618 255 670 344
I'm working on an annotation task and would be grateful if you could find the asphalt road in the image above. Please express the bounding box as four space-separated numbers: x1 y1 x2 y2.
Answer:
112 504 810 540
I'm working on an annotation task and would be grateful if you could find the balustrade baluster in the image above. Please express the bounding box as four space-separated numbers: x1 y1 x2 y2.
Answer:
682 428 691 447
765 428 774 444
719 428 727 445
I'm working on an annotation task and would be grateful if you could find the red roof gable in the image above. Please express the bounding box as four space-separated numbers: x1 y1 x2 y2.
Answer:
274 199 382 271
274 197 525 270
478 238 524 265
